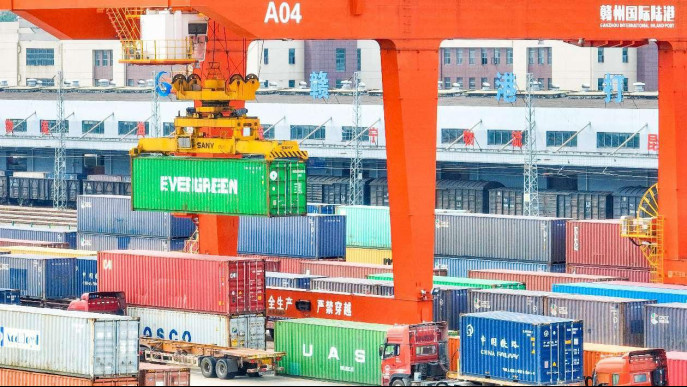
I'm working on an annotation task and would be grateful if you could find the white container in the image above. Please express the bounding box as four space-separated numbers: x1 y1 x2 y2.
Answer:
0 305 139 378
127 306 266 350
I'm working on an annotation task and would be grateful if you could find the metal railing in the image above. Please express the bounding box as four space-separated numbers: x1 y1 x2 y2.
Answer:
120 39 195 64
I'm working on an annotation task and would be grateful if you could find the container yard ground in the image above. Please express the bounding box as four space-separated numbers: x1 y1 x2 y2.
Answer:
188 370 354 386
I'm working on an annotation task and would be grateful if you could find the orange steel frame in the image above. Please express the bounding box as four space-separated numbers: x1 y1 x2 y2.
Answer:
6 0 687 323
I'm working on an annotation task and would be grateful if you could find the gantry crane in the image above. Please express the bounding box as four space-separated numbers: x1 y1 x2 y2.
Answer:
621 184 664 283
6 0 687 324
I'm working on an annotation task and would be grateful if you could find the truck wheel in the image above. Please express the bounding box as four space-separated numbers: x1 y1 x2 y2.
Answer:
216 359 236 380
200 357 217 378
391 378 408 386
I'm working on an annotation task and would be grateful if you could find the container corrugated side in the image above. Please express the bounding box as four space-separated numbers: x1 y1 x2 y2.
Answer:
0 305 139 378
567 265 650 283
132 157 306 216
468 289 550 315
127 306 266 349
435 213 567 263
0 239 69 248
77 233 185 252
433 286 469 331
0 226 77 248
138 363 190 387
75 257 98 295
460 311 584 385
368 273 525 289
0 369 138 386
583 344 643 378
77 195 195 238
0 246 97 257
307 203 339 214
345 247 393 265
301 260 392 279
238 215 346 258
98 251 265 315
447 335 460 373
0 254 76 299
552 283 687 303
265 272 325 290
566 220 647 269
310 277 394 296
468 270 624 292
667 352 687 386
644 303 687 351
275 318 389 385
240 255 307 274
335 205 391 248
435 256 565 278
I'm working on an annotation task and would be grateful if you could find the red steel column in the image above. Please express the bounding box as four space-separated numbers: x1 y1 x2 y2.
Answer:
378 39 439 322
658 41 687 284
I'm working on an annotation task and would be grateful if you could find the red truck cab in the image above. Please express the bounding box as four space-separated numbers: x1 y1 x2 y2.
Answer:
590 349 668 386
68 292 127 315
380 322 448 386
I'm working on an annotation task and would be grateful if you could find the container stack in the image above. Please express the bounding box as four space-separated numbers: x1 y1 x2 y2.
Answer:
0 305 139 385
99 250 267 349
468 269 625 291
0 225 77 249
335 206 393 265
565 219 651 282
76 195 195 251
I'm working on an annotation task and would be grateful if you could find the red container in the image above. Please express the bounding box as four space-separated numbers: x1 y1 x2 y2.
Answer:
0 368 137 386
139 363 190 386
265 258 281 272
0 238 69 248
567 265 650 283
98 250 265 315
468 269 625 291
566 220 648 269
241 255 305 274
668 352 687 386
301 261 393 279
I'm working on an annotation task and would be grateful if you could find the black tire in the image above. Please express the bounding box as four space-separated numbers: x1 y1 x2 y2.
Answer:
267 329 275 339
216 359 237 380
200 357 217 378
248 372 262 378
391 379 407 386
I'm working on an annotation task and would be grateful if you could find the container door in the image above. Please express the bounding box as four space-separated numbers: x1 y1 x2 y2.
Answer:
94 320 118 376
9 268 27 296
117 320 140 376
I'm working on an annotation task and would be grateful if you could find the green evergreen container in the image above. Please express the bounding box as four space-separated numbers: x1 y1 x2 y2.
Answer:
335 205 391 248
132 156 306 216
367 273 526 289
275 318 390 385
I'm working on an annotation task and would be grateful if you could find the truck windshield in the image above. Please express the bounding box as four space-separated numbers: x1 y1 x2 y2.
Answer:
415 345 437 356
383 345 399 359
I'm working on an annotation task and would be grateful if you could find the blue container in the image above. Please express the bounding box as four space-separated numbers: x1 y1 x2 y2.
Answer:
77 195 195 238
433 286 469 331
75 257 98 295
0 226 77 249
307 203 339 214
460 311 584 385
552 283 687 303
0 288 20 304
239 215 346 258
0 254 77 299
77 233 186 252
265 272 326 290
435 256 566 277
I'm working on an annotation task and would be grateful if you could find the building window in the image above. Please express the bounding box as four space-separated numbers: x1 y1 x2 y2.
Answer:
528 48 535 65
597 132 640 149
469 49 476 65
481 48 488 65
291 125 325 140
336 48 346 72
441 128 464 144
163 122 175 136
26 48 54 66
488 130 525 145
598 48 605 63
31 78 54 87
357 48 361 71
81 120 105 135
127 79 135 87
622 47 629 63
538 78 544 88
7 119 27 132
506 48 513 64
456 77 463 88
538 48 545 64
493 49 501 65
263 48 269 65
443 77 452 89
342 126 369 142
598 77 605 91
623 77 629 92
548 48 552 65
443 49 451 65
261 124 276 140
118 121 149 136
494 77 499 89
288 48 296 65
480 77 488 88
94 50 113 67
546 131 577 147
335 79 343 89
468 77 476 90
39 120 69 133
457 49 463 65
289 80 296 88
548 78 553 90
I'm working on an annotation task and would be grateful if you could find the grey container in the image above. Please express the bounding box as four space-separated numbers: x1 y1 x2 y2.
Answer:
77 195 195 238
613 186 648 218
0 254 76 299
434 212 567 263
77 233 186 252
644 303 687 351
468 288 550 315
265 272 326 290
310 277 394 296
0 304 139 378
0 225 77 249
546 293 654 347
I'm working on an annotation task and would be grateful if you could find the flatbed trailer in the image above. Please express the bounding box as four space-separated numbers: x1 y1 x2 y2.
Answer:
140 338 285 380
401 372 583 386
